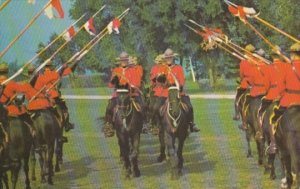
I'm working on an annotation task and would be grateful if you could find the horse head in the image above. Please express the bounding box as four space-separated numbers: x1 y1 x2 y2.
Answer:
167 86 181 132
115 88 132 130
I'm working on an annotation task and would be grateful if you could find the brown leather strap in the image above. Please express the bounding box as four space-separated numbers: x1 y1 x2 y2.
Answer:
254 83 264 87
286 89 300 94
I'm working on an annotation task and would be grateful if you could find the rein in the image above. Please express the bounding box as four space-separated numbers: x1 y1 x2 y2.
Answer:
167 101 181 128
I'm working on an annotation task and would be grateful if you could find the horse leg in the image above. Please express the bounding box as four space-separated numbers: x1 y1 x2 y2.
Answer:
55 138 63 173
266 153 276 180
30 147 37 181
177 138 185 176
117 131 131 178
3 172 8 189
23 151 31 189
157 124 166 162
10 160 21 189
246 129 252 158
281 154 292 189
131 133 141 177
165 133 178 180
124 135 131 179
256 138 264 165
38 150 46 183
47 144 54 185
116 132 124 164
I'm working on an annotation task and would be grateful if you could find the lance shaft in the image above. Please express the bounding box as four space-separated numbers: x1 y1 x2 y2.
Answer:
254 16 300 44
32 5 106 77
26 13 87 65
0 0 11 11
0 0 52 58
30 8 130 101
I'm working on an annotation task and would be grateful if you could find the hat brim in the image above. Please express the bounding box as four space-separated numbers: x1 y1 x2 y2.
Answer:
115 58 129 61
163 53 179 58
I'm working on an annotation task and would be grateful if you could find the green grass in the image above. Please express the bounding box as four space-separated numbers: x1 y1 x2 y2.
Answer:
12 97 283 189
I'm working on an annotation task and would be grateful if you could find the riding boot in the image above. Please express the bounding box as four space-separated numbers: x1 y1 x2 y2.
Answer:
233 96 240 121
64 113 74 132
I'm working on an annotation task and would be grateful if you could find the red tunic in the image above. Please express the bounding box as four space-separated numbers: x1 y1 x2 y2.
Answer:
249 62 268 97
150 64 168 97
108 67 127 88
239 59 253 89
21 82 52 111
35 67 72 99
280 60 300 107
264 60 286 100
0 79 28 116
167 64 185 96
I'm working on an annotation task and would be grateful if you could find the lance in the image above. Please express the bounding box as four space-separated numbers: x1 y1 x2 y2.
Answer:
189 57 196 82
185 24 245 60
0 0 11 11
224 0 291 63
0 0 52 58
224 0 300 44
188 20 272 64
253 16 300 44
0 13 88 86
61 8 130 66
31 5 107 78
29 8 130 101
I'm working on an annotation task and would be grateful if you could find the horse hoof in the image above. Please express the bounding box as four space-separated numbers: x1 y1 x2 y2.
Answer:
55 165 60 172
157 154 166 163
133 169 141 177
48 179 53 185
258 159 263 165
270 174 276 180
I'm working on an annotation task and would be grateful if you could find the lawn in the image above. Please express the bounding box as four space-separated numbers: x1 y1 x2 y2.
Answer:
14 96 283 189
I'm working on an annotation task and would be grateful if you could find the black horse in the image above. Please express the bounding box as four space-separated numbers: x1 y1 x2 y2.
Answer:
113 88 143 178
6 115 32 189
243 95 265 165
276 105 300 189
159 86 189 179
30 109 60 185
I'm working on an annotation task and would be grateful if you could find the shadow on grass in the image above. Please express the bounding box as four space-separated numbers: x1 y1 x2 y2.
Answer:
31 155 100 188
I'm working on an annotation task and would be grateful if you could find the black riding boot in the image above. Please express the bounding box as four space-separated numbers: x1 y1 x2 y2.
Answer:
102 98 117 137
55 98 74 132
181 95 200 132
233 88 247 120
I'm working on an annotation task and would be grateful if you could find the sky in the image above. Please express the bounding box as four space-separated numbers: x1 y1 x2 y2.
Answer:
0 0 73 64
